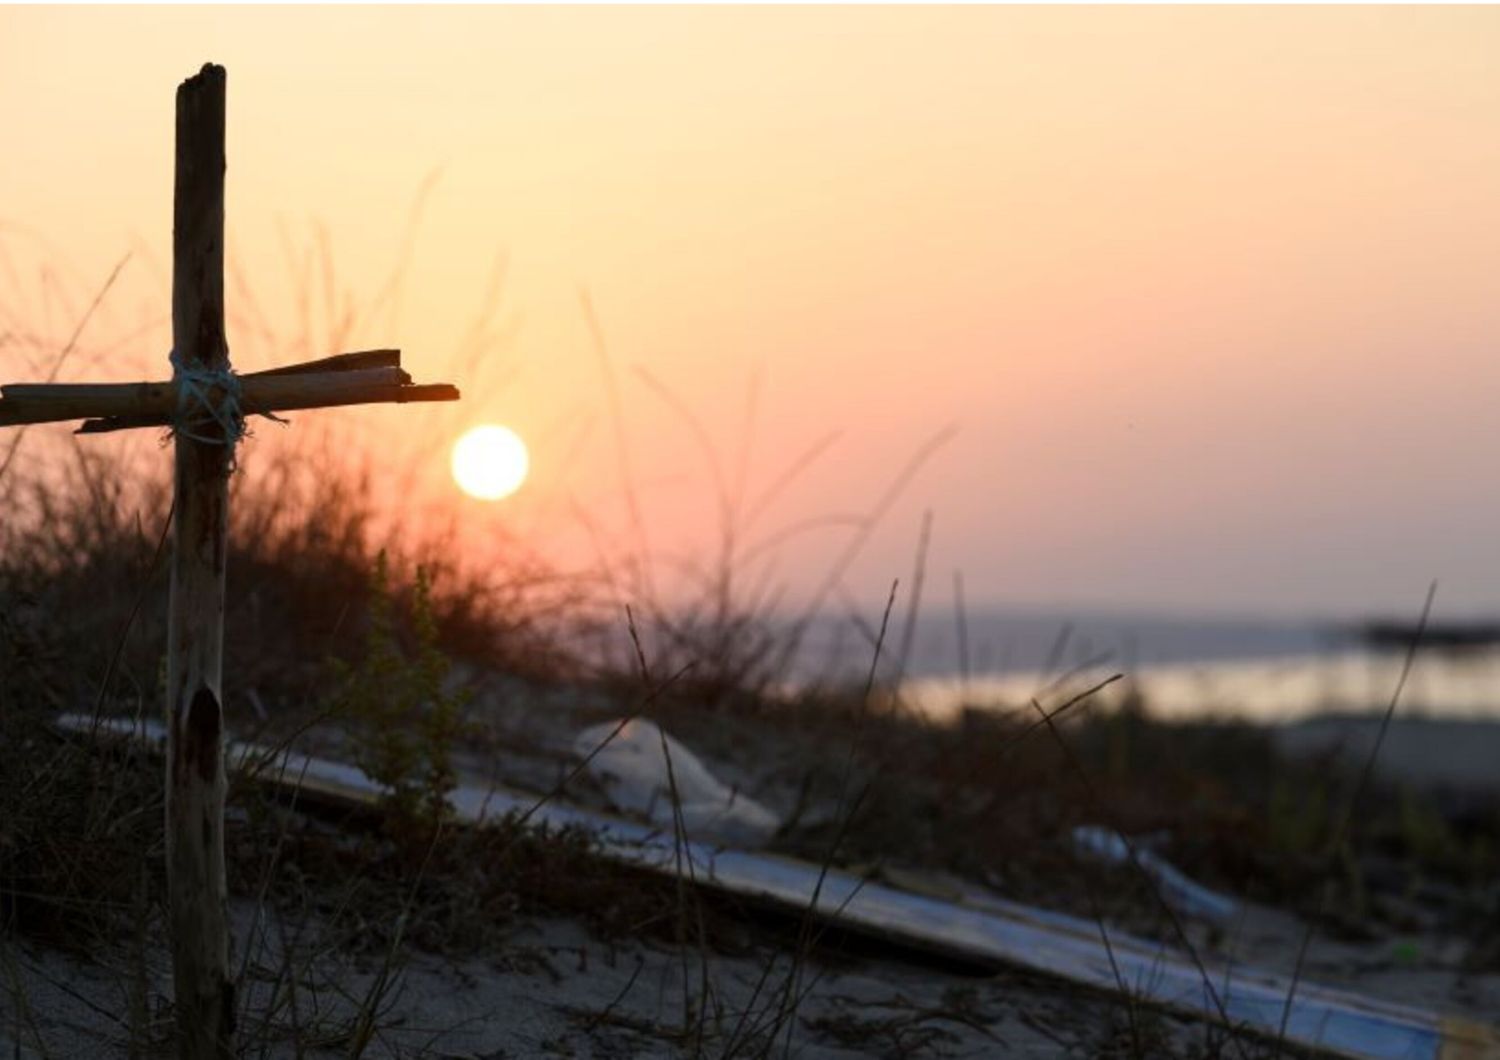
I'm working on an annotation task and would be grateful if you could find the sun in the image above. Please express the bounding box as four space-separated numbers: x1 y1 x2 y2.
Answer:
451 424 529 501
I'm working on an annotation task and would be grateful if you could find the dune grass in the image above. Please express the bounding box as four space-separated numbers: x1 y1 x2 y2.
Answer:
3 233 1498 1058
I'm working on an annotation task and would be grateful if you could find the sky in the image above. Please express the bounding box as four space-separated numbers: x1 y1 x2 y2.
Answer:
3 6 1500 621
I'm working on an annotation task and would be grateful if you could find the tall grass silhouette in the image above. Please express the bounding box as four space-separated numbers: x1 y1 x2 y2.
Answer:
3 216 1495 1058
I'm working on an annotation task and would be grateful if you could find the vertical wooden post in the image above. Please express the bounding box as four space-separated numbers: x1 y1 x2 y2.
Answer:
166 62 235 1060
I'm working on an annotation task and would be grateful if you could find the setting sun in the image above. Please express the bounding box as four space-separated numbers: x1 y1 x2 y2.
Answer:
10 11 1500 1055
452 424 529 501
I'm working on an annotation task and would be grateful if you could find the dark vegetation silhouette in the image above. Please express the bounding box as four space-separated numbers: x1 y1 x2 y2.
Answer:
2 228 1497 1057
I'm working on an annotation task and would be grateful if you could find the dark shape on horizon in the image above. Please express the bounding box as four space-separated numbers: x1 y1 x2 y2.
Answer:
1355 619 1500 653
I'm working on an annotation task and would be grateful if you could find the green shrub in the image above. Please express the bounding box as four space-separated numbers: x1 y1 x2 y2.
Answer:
331 552 469 839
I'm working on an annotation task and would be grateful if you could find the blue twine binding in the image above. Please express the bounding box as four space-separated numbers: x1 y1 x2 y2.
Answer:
169 348 246 450
167 349 290 470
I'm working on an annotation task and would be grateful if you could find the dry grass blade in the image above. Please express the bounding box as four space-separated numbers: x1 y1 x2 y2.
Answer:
578 288 655 606
1029 694 1253 1060
770 580 899 1058
1272 580 1438 1057
86 499 174 736
891 509 934 690
952 570 971 695
0 252 129 482
502 621 695 839
772 426 956 680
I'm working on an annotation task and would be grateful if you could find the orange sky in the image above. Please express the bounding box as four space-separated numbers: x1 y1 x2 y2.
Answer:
4 7 1500 618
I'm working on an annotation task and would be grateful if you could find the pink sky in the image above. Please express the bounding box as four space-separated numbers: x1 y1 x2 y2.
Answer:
4 7 1500 618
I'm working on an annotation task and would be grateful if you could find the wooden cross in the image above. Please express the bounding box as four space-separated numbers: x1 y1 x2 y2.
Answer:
0 64 458 1059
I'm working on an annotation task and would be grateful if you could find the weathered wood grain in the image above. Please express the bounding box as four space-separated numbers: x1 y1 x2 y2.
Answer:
165 61 235 1060
0 361 457 431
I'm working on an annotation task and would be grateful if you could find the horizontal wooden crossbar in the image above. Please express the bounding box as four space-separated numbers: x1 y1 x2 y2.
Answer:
0 349 459 432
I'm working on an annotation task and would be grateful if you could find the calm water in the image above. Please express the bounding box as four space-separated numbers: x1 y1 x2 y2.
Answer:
794 610 1500 722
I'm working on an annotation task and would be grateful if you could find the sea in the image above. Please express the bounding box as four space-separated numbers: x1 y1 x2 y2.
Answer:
792 609 1500 723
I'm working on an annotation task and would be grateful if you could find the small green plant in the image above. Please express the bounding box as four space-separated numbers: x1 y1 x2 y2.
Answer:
1268 775 1327 856
1396 783 1457 868
331 551 469 837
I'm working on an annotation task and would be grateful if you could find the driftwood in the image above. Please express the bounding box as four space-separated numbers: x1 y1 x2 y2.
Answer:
0 359 458 432
165 63 235 1060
